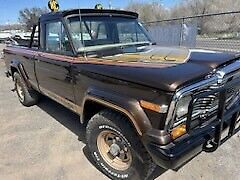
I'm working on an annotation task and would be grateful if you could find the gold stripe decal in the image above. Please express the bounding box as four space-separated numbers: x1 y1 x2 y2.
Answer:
40 86 82 114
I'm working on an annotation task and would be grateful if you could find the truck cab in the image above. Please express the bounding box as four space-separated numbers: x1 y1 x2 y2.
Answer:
3 9 240 180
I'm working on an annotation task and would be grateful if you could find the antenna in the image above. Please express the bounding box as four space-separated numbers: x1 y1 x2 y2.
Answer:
109 0 112 9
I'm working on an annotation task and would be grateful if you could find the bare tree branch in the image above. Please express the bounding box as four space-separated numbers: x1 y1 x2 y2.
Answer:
18 7 49 31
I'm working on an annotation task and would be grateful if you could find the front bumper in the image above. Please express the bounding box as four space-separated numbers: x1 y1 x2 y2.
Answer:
143 73 240 170
143 108 240 170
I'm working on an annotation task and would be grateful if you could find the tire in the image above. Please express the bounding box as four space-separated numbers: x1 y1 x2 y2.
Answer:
86 110 156 180
13 72 39 107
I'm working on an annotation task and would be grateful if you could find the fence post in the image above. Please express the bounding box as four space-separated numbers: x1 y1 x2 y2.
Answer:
180 18 185 46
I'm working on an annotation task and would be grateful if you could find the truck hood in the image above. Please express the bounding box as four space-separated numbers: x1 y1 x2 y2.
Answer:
85 46 239 92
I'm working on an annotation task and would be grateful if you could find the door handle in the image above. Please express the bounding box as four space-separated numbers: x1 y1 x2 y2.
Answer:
36 53 43 63
38 53 43 57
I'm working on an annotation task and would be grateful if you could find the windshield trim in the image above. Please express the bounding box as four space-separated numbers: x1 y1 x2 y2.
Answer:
66 15 153 53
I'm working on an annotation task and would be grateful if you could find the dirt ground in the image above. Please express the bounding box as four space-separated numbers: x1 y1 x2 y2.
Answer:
0 44 239 180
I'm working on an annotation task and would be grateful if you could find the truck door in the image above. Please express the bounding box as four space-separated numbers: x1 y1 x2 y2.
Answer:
35 20 75 104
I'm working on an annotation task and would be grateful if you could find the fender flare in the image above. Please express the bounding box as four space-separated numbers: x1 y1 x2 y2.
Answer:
81 88 152 136
10 59 30 86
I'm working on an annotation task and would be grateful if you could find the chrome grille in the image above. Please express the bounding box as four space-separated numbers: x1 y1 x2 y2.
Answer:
166 60 240 130
192 93 219 121
191 81 239 123
225 86 240 110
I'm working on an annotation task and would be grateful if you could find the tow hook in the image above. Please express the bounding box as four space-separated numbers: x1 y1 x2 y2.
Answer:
203 139 218 152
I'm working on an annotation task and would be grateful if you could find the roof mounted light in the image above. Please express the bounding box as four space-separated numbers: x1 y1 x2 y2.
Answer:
95 4 103 10
48 0 59 12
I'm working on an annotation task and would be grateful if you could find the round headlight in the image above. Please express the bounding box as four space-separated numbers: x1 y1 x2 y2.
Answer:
176 96 192 118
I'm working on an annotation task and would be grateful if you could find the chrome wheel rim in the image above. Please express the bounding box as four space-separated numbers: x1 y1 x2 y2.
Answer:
16 79 24 102
97 130 132 171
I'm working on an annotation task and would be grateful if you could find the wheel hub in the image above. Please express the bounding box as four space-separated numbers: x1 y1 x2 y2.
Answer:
97 130 132 171
109 143 121 157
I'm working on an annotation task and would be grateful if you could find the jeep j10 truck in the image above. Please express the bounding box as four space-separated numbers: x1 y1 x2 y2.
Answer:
3 9 240 180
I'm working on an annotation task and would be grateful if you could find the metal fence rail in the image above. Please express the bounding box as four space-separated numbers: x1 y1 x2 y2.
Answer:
144 11 240 52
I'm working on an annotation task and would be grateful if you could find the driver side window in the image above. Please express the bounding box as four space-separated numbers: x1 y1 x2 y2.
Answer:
45 21 72 54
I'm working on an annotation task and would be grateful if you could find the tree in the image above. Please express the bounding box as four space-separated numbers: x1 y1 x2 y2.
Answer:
19 7 49 31
125 1 169 22
170 0 240 34
170 0 217 18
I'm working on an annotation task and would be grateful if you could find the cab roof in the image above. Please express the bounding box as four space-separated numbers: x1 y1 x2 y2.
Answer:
40 9 139 22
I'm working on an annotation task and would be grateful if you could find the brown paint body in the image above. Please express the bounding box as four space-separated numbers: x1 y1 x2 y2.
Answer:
3 9 240 171
3 45 238 134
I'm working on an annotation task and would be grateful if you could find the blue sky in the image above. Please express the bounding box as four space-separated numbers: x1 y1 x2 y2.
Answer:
0 0 180 25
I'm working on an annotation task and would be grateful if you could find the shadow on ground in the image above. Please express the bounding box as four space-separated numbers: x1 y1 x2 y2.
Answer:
37 96 87 143
37 96 167 180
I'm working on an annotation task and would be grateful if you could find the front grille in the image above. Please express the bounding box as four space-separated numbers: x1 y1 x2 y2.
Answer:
190 80 240 129
192 95 219 119
191 83 219 121
225 86 240 110
168 60 240 131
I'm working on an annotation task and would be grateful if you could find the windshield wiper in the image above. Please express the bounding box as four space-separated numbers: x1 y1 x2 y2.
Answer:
77 41 152 53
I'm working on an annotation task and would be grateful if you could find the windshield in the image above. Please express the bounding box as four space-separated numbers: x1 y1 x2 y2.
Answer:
66 16 152 52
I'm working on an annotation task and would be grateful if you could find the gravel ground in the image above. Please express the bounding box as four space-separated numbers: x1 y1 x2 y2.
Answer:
0 44 239 180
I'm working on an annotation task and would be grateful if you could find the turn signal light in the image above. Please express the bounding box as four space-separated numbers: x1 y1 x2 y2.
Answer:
171 124 187 140
140 100 161 113
140 100 168 113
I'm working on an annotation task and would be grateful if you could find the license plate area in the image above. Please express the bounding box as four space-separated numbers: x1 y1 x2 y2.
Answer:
203 113 239 152
216 112 240 145
188 76 240 152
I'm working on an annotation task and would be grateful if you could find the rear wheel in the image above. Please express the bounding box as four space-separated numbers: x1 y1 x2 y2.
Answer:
86 110 156 180
14 72 39 106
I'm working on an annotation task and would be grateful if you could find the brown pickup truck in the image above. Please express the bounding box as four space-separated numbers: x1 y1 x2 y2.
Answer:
3 9 240 180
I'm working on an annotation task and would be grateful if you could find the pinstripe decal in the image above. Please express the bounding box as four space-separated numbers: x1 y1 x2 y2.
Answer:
40 86 82 114
5 46 173 68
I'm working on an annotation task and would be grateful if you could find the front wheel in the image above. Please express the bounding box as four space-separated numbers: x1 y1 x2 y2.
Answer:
86 110 156 180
